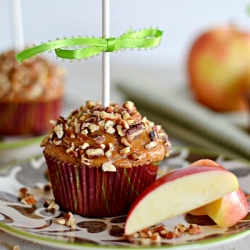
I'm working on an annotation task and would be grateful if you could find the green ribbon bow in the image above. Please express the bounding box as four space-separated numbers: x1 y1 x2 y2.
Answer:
16 28 163 63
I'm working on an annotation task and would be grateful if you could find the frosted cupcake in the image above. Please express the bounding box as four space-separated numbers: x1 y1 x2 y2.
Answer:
41 100 171 217
0 49 65 136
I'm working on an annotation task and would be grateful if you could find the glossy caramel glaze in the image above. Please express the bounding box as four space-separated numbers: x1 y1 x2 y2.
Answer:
42 101 171 169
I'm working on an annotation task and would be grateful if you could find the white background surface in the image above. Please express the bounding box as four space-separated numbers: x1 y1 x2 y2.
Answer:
1 1 250 104
1 1 250 249
1 0 250 67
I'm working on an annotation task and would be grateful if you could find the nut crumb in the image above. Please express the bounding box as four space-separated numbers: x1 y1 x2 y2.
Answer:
56 212 76 228
43 183 52 192
188 224 203 235
125 222 203 242
44 199 60 211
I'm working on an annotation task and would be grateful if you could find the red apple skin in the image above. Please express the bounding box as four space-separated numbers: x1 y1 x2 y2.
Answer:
187 26 250 112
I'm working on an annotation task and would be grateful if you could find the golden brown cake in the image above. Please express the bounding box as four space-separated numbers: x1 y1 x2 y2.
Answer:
41 100 171 217
0 49 65 136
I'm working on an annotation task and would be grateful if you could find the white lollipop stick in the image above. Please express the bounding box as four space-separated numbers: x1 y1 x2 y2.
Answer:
102 0 110 107
11 0 25 51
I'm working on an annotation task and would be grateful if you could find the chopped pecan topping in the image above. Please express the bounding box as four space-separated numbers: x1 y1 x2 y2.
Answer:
128 152 140 161
126 123 144 140
79 142 89 149
123 101 134 110
77 133 88 141
41 101 171 170
94 135 106 144
102 161 116 172
53 138 62 145
86 148 104 158
145 141 158 150
121 137 132 147
66 142 75 155
117 124 126 136
86 101 97 109
104 120 116 134
100 111 116 120
120 146 131 155
81 155 92 165
54 124 64 139
65 129 75 138
106 126 116 134
105 143 114 158
81 128 88 135
88 123 99 132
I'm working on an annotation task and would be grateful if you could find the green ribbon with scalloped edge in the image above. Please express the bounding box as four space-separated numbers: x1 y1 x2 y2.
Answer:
16 28 163 63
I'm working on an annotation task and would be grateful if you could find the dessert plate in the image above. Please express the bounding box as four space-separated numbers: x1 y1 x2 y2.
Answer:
0 147 250 250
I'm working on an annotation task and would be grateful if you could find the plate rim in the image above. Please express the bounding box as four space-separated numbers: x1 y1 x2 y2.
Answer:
0 135 44 150
0 146 250 249
1 220 250 250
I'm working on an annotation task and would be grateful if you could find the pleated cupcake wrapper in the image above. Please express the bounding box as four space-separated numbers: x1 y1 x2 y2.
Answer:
45 154 158 217
0 99 62 136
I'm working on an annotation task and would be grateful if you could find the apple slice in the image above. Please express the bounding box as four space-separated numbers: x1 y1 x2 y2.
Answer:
204 188 248 228
124 165 239 235
189 159 249 228
189 159 222 168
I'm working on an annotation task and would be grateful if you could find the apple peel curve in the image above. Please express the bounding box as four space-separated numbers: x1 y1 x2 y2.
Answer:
124 165 239 235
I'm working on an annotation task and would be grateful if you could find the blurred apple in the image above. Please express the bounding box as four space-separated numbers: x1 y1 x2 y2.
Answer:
187 26 250 112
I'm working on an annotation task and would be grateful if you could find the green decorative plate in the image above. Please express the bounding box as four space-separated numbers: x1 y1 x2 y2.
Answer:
0 147 249 250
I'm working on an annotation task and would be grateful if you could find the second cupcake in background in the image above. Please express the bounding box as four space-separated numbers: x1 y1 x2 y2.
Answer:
41 100 171 217
0 49 65 136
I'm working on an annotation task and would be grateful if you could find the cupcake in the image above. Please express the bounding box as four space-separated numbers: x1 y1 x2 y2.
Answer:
0 49 65 136
41 100 171 217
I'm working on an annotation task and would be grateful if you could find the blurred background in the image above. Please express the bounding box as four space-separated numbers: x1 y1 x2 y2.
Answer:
1 0 250 159
1 0 250 102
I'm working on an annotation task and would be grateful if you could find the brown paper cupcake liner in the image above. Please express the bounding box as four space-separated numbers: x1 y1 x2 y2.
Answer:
0 99 63 136
45 154 159 217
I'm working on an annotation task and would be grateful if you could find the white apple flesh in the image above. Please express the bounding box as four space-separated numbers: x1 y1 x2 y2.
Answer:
124 166 239 235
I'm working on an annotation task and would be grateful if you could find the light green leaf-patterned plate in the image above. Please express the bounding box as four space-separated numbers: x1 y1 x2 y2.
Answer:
0 147 250 250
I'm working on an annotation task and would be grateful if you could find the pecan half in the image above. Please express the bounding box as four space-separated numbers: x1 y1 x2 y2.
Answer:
86 148 104 158
126 123 144 140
